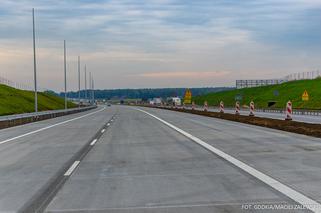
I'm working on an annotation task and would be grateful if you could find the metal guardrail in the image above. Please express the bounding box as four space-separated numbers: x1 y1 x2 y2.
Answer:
0 106 97 129
239 108 321 116
0 107 93 121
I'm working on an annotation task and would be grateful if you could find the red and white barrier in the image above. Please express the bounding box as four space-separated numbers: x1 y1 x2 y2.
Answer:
249 101 255 116
285 101 292 120
220 101 224 113
192 101 195 110
235 101 240 115
204 101 208 112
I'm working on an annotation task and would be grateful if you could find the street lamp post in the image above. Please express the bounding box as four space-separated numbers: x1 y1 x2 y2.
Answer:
32 8 38 113
84 65 87 101
78 56 81 108
64 40 67 110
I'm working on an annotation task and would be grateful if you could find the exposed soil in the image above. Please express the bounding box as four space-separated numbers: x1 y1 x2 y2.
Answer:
145 106 321 139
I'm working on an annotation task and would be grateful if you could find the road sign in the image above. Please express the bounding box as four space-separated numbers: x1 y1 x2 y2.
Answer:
183 89 192 104
302 90 309 101
235 94 242 101
273 90 279 96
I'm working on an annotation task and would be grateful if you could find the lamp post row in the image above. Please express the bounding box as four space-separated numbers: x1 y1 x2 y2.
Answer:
32 8 94 112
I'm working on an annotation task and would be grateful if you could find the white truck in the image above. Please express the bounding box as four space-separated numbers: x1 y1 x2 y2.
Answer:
167 97 181 106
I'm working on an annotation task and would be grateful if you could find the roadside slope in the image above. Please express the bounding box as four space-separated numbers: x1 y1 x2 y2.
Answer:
0 84 76 115
194 78 321 109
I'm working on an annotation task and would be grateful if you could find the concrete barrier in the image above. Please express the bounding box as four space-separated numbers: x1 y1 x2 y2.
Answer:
0 106 97 130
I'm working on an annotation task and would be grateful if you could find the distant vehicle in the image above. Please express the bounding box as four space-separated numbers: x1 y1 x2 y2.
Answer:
152 98 162 105
167 97 181 106
107 103 111 107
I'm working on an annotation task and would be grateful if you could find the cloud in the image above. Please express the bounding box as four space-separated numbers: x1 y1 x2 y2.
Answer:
0 0 321 90
137 71 230 79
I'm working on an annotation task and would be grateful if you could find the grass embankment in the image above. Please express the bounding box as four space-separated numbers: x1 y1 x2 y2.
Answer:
0 84 76 116
194 78 321 110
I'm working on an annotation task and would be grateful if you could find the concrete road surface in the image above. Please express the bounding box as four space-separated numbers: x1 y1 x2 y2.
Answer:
45 106 321 213
0 106 116 212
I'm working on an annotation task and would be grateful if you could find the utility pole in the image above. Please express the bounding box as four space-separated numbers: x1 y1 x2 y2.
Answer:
64 40 67 110
32 8 38 113
84 65 87 101
78 56 81 108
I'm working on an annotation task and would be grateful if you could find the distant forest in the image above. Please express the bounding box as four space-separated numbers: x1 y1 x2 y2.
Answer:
61 87 233 101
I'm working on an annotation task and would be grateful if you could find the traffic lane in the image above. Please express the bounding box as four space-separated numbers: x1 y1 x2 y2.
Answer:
0 106 108 142
46 107 302 213
0 107 116 212
141 107 321 202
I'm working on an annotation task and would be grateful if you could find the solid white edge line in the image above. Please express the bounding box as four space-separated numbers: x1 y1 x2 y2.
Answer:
136 108 321 213
64 161 80 176
0 107 106 145
90 139 98 146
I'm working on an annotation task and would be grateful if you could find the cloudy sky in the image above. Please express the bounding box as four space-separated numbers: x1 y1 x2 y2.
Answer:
0 0 321 91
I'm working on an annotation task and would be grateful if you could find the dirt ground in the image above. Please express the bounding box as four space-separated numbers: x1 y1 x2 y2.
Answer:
146 106 321 139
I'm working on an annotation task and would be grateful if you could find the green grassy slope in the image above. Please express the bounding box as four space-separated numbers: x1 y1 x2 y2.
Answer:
193 78 321 110
0 84 76 116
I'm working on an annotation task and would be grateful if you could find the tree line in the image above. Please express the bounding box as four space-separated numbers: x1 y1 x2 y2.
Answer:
60 87 233 101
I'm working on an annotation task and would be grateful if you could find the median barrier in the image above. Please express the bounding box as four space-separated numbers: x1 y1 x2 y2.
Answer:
0 106 97 129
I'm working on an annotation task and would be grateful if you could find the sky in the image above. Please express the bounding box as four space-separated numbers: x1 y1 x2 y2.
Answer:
0 0 321 92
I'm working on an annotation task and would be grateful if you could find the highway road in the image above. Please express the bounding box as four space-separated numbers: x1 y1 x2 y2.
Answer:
0 106 116 212
1 105 321 212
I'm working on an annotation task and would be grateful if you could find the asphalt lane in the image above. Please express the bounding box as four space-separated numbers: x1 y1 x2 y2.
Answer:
46 106 305 213
0 106 116 212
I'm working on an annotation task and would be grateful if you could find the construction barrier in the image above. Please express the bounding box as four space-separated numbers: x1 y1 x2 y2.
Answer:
249 101 255 116
220 101 224 113
285 101 292 120
235 101 240 115
204 101 208 112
